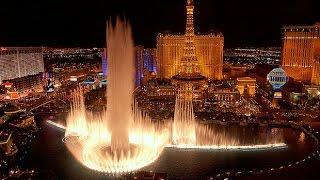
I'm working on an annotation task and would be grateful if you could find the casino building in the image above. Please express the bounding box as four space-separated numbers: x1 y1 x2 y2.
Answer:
135 46 158 86
0 47 44 84
281 23 320 84
207 83 240 104
156 0 223 80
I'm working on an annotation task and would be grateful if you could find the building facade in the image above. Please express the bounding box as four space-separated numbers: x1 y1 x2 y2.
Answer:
236 77 256 97
135 46 158 86
311 55 320 85
102 48 108 78
7 73 43 92
207 84 240 104
135 45 144 86
281 23 320 83
156 0 223 80
143 48 157 72
0 47 44 84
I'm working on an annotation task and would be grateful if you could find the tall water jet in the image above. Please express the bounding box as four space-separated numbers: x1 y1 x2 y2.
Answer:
171 84 285 149
172 85 196 146
66 87 88 137
63 18 169 174
106 18 134 152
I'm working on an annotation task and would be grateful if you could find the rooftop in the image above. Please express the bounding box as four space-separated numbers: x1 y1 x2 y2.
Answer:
283 22 320 31
237 77 256 82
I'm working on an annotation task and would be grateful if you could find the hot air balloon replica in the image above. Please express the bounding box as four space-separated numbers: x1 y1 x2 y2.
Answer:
267 67 288 99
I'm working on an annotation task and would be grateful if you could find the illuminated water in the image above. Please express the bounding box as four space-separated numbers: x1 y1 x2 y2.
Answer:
105 17 134 150
27 119 317 179
172 90 197 146
64 18 169 174
172 87 283 149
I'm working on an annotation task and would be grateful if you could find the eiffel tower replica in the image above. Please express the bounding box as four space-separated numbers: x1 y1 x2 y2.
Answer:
172 0 208 101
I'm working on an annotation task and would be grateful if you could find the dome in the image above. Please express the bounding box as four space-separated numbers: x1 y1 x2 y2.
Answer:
267 68 288 90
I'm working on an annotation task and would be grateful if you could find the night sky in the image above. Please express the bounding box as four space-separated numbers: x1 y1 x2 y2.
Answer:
0 0 319 48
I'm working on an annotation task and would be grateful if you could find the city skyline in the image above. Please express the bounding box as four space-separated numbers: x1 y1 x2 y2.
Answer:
0 0 319 47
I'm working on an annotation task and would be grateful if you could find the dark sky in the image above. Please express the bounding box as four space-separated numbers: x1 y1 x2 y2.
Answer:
0 0 319 48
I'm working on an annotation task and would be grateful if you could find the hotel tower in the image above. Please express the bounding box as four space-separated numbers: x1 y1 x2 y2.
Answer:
0 47 44 84
281 23 320 85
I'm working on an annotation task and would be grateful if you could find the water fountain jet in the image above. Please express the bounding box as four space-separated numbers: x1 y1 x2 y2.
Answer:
171 85 285 149
63 18 169 174
106 18 133 153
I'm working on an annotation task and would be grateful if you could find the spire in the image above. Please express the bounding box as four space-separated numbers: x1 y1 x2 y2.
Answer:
187 0 194 6
179 0 200 75
185 0 195 36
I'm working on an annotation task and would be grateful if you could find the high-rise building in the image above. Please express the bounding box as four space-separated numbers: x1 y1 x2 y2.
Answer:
135 46 158 86
102 48 108 78
143 48 157 72
135 45 144 86
156 0 223 80
312 56 320 85
7 73 43 92
281 23 320 83
0 47 44 84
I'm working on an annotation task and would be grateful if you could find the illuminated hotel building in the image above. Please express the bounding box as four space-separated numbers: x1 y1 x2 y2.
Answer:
312 55 320 85
281 23 320 84
135 45 144 86
143 48 157 72
156 0 223 80
102 48 108 78
135 46 158 86
0 47 44 84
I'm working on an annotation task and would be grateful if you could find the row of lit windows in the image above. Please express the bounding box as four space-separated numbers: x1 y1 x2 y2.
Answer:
0 50 42 55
